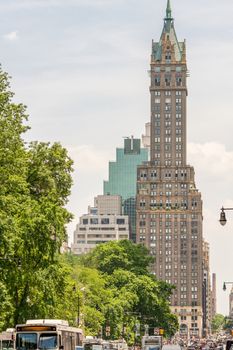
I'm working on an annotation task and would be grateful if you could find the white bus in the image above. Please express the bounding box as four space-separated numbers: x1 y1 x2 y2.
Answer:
142 336 163 350
16 320 83 350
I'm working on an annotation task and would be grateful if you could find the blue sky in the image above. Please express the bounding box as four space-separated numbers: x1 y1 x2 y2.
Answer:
1 0 233 315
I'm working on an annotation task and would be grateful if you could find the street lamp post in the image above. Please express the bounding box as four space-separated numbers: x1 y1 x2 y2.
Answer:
223 282 233 291
73 286 85 327
219 207 233 226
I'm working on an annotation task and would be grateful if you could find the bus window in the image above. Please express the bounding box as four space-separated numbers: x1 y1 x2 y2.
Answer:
39 334 57 350
16 333 37 350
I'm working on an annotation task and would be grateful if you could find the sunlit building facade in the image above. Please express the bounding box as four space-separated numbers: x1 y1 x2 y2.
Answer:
72 195 129 255
136 1 203 337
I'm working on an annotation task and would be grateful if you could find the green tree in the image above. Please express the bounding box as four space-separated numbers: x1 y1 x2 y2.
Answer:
82 240 153 275
81 241 178 339
106 269 178 338
211 313 225 333
223 316 233 331
0 67 74 328
0 282 13 330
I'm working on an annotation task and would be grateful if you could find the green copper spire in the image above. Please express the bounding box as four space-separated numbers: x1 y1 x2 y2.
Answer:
166 0 172 20
153 0 184 62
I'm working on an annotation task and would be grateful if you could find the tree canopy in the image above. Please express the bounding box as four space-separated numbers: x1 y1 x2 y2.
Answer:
211 313 225 333
0 67 74 326
80 240 178 338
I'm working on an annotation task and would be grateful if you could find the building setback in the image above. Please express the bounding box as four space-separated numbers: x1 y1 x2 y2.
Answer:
104 137 148 242
136 1 203 337
72 195 129 255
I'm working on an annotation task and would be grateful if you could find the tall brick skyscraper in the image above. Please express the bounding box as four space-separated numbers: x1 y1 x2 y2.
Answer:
136 1 203 337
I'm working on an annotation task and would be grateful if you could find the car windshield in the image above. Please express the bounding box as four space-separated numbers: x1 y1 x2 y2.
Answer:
16 333 37 350
148 346 161 350
39 333 58 350
2 340 14 350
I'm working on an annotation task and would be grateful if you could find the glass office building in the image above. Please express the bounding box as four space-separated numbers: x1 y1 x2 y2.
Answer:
104 137 148 241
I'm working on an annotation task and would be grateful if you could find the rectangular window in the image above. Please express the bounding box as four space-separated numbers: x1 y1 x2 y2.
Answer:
90 218 98 224
176 75 182 86
101 218 110 224
165 75 171 86
155 75 160 86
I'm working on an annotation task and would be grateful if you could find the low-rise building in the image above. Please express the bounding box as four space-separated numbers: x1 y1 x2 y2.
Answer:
71 195 129 255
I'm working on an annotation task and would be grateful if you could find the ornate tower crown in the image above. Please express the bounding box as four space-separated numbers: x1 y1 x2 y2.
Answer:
152 0 186 64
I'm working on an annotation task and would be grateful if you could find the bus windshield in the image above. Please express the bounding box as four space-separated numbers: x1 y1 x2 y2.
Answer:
39 333 57 350
16 333 37 350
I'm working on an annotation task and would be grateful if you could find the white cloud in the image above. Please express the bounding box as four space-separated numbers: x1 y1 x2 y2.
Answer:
188 142 233 181
67 144 114 173
0 0 122 11
65 144 115 244
4 31 18 41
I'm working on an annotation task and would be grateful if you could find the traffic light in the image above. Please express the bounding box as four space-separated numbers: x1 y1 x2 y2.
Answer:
159 328 164 336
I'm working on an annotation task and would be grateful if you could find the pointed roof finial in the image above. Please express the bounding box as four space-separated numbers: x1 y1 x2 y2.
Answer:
166 0 172 19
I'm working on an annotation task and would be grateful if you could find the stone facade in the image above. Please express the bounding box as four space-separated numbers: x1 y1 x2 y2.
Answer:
72 195 129 255
202 241 213 336
136 2 203 337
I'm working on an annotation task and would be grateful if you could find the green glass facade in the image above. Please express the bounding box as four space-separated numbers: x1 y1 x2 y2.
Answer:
104 138 148 242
